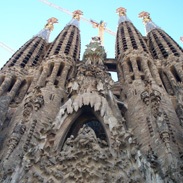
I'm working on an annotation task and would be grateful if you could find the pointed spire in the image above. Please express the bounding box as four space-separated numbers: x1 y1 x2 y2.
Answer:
36 17 58 42
116 7 131 25
138 11 160 35
68 10 83 28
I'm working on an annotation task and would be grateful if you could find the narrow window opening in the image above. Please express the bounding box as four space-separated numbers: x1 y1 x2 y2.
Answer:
141 75 145 81
170 66 181 82
54 79 59 87
7 77 16 92
57 63 64 77
47 63 54 77
127 60 133 72
153 32 168 58
131 75 135 81
137 58 142 72
159 69 174 95
61 98 64 104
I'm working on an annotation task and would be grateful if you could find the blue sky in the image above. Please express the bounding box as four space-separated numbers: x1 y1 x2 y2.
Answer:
0 0 183 69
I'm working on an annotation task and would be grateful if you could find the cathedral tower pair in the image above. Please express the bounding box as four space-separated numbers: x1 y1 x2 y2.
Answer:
0 7 183 183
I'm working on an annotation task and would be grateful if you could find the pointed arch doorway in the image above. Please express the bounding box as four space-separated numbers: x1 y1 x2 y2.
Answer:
59 106 109 150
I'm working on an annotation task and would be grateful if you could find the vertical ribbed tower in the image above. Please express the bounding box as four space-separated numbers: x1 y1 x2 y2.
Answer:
116 7 183 182
116 7 161 151
0 18 58 131
139 12 183 128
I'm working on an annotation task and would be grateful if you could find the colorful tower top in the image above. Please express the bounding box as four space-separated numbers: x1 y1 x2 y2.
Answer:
138 11 159 35
36 17 58 42
116 7 131 24
68 10 83 28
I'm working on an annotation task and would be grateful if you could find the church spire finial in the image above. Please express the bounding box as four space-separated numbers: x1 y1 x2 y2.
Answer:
68 10 83 28
36 17 58 42
138 11 159 35
116 7 131 25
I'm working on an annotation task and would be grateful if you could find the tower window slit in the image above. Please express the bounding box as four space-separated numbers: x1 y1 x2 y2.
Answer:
20 63 25 68
47 63 54 77
64 30 75 55
149 36 158 59
121 27 128 51
159 69 174 95
7 77 17 92
157 30 180 56
170 66 181 82
127 60 133 72
134 27 148 52
127 26 138 49
54 79 59 87
52 31 68 55
153 32 168 58
57 63 64 77
137 58 142 72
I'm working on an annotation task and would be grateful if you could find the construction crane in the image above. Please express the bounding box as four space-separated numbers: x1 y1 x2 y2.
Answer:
38 0 116 45
0 41 15 54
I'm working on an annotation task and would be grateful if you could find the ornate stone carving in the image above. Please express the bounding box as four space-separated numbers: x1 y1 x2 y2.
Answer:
6 123 26 159
156 111 171 153
141 90 150 105
141 86 161 118
23 119 37 152
176 103 183 127
17 125 143 183
146 117 154 136
147 149 159 170
23 87 44 118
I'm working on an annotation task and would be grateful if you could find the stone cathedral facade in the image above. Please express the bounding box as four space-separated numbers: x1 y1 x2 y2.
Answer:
0 7 183 183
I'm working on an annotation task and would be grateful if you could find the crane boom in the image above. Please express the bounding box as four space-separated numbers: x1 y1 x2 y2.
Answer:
38 0 116 44
38 0 105 25
38 0 72 16
0 42 15 54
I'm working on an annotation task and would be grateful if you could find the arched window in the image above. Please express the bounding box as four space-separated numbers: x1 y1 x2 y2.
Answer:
63 108 108 149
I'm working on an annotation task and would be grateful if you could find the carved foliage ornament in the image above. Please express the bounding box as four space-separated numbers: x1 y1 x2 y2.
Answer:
23 87 44 118
17 126 142 183
6 123 26 159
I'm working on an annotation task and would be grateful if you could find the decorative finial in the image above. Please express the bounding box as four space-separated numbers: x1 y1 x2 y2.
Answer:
116 7 127 17
138 11 151 24
139 11 159 34
72 10 83 21
36 17 58 42
116 7 131 24
68 10 83 28
45 17 58 31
